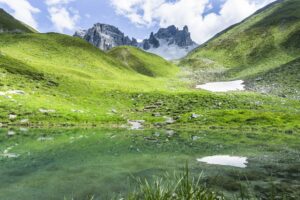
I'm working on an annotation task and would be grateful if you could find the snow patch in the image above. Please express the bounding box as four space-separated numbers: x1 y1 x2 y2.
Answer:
196 80 245 92
197 155 248 168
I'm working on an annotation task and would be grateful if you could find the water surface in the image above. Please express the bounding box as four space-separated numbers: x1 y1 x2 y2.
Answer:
0 128 299 199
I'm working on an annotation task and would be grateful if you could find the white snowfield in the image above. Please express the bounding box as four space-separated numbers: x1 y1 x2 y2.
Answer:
196 80 245 92
197 155 248 168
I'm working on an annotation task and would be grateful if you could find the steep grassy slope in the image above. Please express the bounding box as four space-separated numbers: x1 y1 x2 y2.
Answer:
181 0 300 80
245 57 300 98
0 9 36 33
108 46 177 77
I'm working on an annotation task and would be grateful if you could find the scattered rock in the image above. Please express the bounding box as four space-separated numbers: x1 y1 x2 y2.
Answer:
191 113 200 119
165 117 175 124
154 122 164 128
20 119 29 124
152 113 161 117
71 109 84 113
154 101 164 106
39 109 56 113
128 120 145 130
7 130 15 136
6 90 25 95
9 114 17 120
144 105 158 110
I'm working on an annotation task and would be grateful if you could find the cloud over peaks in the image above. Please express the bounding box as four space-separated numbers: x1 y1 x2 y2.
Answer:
110 0 276 44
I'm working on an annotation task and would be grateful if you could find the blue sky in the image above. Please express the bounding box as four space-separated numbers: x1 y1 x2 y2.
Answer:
0 0 275 44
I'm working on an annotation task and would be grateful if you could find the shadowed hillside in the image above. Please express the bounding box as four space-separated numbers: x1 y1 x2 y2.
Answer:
0 9 37 33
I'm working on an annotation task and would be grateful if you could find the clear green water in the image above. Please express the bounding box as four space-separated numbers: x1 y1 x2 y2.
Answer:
0 128 299 200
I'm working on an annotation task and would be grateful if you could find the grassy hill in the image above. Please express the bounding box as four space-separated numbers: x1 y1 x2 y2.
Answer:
108 46 177 77
0 9 37 33
181 0 300 91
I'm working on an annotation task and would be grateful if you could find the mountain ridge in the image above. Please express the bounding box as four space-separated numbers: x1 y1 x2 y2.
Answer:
74 23 197 60
0 8 37 33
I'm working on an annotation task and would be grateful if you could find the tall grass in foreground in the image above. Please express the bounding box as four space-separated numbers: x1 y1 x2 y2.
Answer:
125 164 224 200
64 165 291 200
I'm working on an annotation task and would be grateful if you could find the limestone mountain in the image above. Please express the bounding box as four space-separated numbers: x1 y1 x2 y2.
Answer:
140 25 198 60
74 23 138 51
74 24 197 60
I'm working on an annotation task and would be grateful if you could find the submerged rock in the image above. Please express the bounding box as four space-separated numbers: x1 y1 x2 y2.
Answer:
166 130 175 137
192 136 201 141
7 130 16 136
9 114 17 120
37 137 54 142
128 120 145 130
1 153 19 158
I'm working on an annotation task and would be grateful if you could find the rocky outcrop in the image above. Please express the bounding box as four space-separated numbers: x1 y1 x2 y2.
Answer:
74 23 137 51
74 24 197 59
141 25 197 50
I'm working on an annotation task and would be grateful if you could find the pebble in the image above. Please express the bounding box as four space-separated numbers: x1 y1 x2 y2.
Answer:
191 113 200 119
9 114 17 120
7 131 16 136
39 109 56 113
20 119 29 123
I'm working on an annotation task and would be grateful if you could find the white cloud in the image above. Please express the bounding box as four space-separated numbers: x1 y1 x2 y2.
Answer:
0 0 40 29
45 0 74 6
45 0 79 32
110 0 277 44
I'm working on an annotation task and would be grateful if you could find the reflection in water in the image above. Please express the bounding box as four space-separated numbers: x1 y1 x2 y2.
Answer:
197 155 248 168
0 128 299 200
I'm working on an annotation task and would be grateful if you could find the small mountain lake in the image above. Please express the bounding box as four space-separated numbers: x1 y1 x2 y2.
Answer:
0 128 299 199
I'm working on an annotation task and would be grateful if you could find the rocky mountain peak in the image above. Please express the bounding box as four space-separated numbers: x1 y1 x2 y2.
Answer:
140 25 198 59
74 24 197 60
143 25 197 49
74 23 137 51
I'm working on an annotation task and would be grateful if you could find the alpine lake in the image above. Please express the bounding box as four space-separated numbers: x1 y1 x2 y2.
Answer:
0 128 299 200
